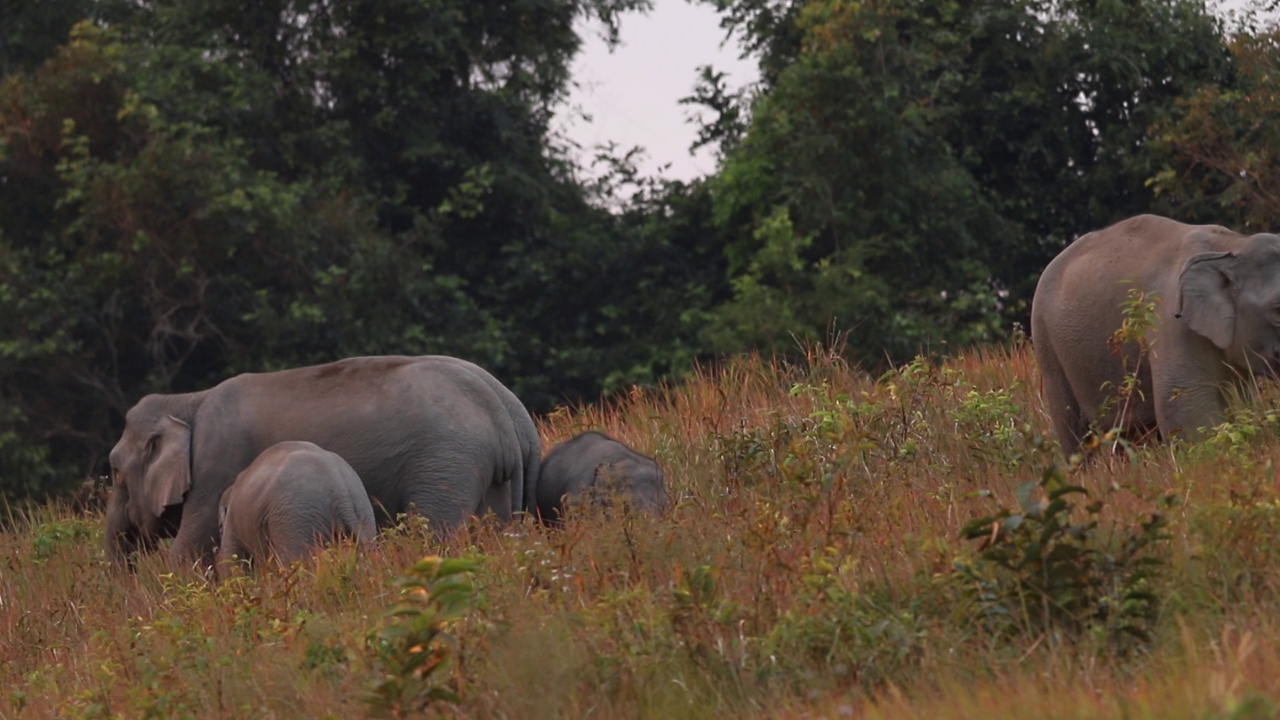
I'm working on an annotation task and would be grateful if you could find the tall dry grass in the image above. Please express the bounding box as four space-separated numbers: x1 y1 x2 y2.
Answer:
4 344 1280 718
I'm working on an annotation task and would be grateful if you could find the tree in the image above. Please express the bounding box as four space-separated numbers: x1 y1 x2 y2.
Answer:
1150 27 1280 231
2 1 706 501
693 0 1234 362
0 23 342 499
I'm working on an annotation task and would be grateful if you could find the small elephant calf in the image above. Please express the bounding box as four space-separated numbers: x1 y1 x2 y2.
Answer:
536 431 669 523
217 441 376 578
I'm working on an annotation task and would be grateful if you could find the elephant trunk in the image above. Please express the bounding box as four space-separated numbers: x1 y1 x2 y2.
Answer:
103 485 139 568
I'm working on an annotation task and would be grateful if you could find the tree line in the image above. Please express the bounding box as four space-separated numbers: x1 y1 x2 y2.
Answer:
2 0 1276 501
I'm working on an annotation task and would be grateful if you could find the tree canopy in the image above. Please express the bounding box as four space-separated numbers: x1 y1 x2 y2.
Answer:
693 0 1235 360
3 0 1278 501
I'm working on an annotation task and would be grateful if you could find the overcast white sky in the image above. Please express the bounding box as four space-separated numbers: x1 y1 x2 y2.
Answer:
557 0 758 182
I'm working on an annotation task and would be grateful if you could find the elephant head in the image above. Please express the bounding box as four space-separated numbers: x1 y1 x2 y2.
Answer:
1178 233 1280 375
104 391 207 564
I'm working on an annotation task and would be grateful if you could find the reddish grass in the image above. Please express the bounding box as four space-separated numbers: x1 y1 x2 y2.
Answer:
6 344 1280 718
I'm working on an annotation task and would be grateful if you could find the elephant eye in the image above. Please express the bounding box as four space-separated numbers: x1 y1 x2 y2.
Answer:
1270 305 1280 325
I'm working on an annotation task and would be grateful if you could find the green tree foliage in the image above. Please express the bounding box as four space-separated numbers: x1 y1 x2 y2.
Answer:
1151 25 1280 230
0 0 119 76
939 0 1231 288
0 23 368 497
507 158 729 406
2 1 738 501
695 0 1233 362
1 0 1268 503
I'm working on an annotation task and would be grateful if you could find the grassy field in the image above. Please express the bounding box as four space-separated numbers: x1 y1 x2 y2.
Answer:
5 343 1280 719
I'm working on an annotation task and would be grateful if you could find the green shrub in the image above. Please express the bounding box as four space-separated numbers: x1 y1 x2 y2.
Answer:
954 464 1171 653
760 547 924 689
365 555 481 717
29 516 96 563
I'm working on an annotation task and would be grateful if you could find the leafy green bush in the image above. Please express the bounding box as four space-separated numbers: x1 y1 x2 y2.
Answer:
29 516 95 563
955 465 1171 652
760 547 925 689
954 388 1031 469
365 555 481 717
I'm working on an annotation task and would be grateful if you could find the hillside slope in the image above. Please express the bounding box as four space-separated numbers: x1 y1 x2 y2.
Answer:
4 344 1280 718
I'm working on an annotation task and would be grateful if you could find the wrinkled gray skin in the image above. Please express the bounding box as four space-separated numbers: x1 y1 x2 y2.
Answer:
104 355 537 570
216 441 376 580
536 431 669 523
434 356 542 516
1032 214 1280 456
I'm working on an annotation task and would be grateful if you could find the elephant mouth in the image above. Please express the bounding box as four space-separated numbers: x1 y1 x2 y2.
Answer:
138 503 184 542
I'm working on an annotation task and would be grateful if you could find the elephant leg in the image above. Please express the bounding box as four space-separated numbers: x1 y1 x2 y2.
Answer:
171 481 233 571
337 488 378 544
216 535 250 581
354 520 377 544
479 476 514 521
266 521 323 568
1152 370 1229 443
503 471 522 524
402 464 487 534
1038 346 1089 457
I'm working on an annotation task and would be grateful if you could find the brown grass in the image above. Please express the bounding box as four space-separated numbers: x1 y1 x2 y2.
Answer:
5 344 1280 718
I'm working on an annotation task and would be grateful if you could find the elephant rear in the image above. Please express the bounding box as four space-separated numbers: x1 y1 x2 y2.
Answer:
1031 221 1166 454
217 441 376 577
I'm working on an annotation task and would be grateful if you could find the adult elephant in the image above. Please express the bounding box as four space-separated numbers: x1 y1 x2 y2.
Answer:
104 355 534 569
430 356 541 516
1031 214 1280 456
217 441 376 579
536 431 669 523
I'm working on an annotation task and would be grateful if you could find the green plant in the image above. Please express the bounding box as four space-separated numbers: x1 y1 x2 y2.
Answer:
955 464 1171 652
711 415 795 488
29 516 95 563
1186 404 1280 465
1082 285 1162 458
760 547 924 688
365 555 481 718
954 388 1031 469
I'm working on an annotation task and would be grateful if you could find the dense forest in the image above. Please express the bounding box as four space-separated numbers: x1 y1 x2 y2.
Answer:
2 0 1278 501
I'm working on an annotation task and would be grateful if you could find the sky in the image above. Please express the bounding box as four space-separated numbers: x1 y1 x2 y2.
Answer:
556 0 760 182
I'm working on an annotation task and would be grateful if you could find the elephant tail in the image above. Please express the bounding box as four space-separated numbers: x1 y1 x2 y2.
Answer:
522 438 541 516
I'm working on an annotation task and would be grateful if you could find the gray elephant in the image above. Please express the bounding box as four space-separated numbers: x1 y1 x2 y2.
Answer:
1031 214 1280 456
536 431 669 523
216 441 376 579
105 355 537 570
435 356 542 518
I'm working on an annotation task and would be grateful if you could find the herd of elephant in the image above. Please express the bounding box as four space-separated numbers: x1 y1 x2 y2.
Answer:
103 355 668 579
105 212 1280 576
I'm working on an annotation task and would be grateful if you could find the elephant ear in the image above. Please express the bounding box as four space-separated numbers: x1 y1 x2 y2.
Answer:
1176 251 1238 350
142 415 193 518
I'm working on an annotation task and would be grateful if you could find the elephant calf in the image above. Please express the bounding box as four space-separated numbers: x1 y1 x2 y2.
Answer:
536 431 669 523
217 441 376 578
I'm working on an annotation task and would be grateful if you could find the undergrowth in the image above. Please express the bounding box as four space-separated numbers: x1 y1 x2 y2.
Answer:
4 344 1280 718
